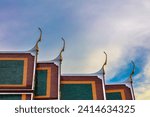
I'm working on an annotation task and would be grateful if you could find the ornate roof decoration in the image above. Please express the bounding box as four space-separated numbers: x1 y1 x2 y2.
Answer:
94 51 107 76
123 61 135 100
124 61 135 84
59 37 65 62
51 37 65 65
130 61 135 83
28 28 42 56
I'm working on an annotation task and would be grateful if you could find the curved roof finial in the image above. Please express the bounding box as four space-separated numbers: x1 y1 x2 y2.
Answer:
101 51 107 75
123 61 136 100
129 61 135 83
94 51 107 75
124 61 135 84
59 37 65 62
35 28 42 52
60 38 65 54
51 37 65 64
28 28 42 55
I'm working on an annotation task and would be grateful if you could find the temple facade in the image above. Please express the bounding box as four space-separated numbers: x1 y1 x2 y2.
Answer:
0 29 135 100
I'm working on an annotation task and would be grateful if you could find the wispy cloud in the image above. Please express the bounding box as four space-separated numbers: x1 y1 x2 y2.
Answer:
59 0 150 99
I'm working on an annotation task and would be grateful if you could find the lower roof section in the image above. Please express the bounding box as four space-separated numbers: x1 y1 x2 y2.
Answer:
105 84 133 100
0 53 36 91
61 76 105 100
33 63 58 100
0 93 32 100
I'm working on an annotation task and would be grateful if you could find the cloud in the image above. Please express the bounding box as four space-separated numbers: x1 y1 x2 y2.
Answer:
60 0 150 99
133 54 150 99
0 0 150 99
135 84 150 100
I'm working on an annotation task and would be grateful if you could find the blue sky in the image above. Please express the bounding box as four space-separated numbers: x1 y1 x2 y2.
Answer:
0 0 150 99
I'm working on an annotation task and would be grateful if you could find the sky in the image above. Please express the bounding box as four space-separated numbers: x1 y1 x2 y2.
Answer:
0 0 150 99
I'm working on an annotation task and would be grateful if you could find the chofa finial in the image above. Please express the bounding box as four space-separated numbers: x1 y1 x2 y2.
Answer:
99 51 107 75
124 61 136 100
124 61 135 84
28 28 42 56
59 37 65 61
51 37 65 64
94 51 107 75
101 51 107 74
129 61 135 83
35 28 42 52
